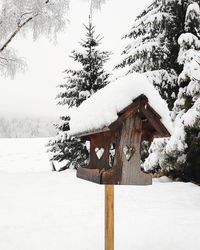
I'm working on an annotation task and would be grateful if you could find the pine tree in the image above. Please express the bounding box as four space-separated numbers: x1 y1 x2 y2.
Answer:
47 17 111 170
164 2 200 182
143 1 200 183
116 0 186 109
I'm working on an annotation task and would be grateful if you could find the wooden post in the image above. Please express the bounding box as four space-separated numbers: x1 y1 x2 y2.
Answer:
105 185 114 250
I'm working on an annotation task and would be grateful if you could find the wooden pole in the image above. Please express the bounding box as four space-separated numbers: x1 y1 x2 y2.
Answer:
105 185 114 250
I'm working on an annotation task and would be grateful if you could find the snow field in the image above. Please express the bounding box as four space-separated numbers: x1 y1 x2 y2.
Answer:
0 138 51 172
0 138 200 250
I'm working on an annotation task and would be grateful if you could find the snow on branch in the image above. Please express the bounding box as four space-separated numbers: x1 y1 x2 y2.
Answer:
90 0 106 9
0 0 69 77
0 48 27 78
124 11 172 39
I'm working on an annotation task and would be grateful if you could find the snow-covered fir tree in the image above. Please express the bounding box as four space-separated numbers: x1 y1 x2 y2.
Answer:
47 17 111 170
144 1 200 183
116 0 187 109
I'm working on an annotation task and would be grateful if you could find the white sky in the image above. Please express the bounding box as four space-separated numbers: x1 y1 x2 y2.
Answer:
0 0 152 117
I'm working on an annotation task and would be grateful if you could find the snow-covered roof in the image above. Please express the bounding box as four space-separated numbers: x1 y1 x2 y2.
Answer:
69 73 173 136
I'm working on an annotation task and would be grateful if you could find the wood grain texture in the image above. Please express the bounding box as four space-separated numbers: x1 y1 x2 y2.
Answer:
119 113 152 185
105 185 114 250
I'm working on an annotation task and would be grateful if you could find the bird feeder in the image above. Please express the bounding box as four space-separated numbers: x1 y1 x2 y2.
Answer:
75 94 170 185
69 73 171 250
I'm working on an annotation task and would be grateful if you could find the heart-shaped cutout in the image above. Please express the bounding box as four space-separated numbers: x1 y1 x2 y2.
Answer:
123 146 135 161
95 147 105 159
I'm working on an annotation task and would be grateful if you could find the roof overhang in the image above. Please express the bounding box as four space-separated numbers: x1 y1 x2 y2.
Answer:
71 94 171 139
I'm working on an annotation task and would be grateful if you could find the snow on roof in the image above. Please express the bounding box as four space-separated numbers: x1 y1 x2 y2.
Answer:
69 73 173 136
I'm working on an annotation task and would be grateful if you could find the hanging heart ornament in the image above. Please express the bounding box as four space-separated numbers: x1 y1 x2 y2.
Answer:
123 146 135 161
95 147 105 159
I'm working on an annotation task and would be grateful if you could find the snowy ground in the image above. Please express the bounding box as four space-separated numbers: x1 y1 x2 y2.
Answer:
0 138 200 250
0 138 51 172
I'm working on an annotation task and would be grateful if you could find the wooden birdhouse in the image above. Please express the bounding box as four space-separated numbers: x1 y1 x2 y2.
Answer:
69 73 171 185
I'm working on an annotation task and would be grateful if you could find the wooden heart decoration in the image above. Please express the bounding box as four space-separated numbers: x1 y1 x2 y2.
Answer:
123 146 135 161
95 147 105 159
